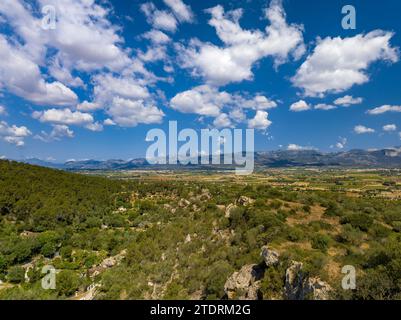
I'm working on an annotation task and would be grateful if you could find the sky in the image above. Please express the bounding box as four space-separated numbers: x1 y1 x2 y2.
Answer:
0 0 401 162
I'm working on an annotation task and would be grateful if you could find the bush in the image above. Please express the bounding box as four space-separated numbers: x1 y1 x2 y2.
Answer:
311 234 331 252
7 266 25 283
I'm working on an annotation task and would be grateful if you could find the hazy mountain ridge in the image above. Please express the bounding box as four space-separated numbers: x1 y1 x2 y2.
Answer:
20 147 401 171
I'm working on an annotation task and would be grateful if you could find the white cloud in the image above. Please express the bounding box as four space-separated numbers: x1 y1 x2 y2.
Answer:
107 97 164 127
242 95 277 110
248 111 272 130
138 46 168 63
290 100 310 112
178 0 304 85
93 73 150 103
354 125 375 134
170 85 277 118
292 30 399 97
383 124 397 132
334 137 347 149
0 120 31 146
334 95 363 107
213 113 232 128
104 118 116 126
163 0 193 23
0 35 78 106
33 108 94 126
287 144 315 151
367 105 401 115
0 105 6 115
143 29 171 44
141 2 177 32
170 85 228 116
77 101 102 112
35 124 74 142
314 103 336 111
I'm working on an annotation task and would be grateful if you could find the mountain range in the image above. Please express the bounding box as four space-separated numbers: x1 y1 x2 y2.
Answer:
17 147 401 171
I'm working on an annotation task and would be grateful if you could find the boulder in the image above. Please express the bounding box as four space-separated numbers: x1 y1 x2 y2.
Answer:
261 246 280 267
225 203 238 218
237 196 254 206
224 264 264 300
303 277 332 300
284 261 332 300
284 261 304 300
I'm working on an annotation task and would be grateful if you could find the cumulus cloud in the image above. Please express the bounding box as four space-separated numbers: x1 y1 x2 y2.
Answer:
178 0 305 85
333 137 347 149
0 105 6 115
248 111 272 130
334 95 363 107
287 144 315 151
290 100 310 112
143 29 171 44
314 103 336 111
170 85 278 120
0 120 31 146
33 108 94 126
163 0 193 23
367 105 401 115
383 124 397 132
0 35 78 106
213 113 232 128
107 97 164 127
354 125 375 134
292 30 399 97
141 2 178 32
35 124 74 142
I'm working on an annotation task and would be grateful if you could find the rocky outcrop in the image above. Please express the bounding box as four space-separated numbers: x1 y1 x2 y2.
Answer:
225 203 238 218
224 264 264 300
303 277 333 300
284 261 304 300
237 196 254 206
261 246 279 267
284 261 332 300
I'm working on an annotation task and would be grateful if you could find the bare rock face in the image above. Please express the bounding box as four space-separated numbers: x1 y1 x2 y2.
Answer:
237 196 254 206
224 264 264 300
285 261 305 300
225 203 238 218
284 261 332 300
303 277 332 300
261 246 280 267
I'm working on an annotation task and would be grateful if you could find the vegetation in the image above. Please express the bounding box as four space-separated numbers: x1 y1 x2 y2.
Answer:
1 160 401 300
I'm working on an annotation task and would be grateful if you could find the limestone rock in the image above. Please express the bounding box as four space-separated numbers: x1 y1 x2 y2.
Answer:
261 246 280 267
224 264 264 300
284 261 332 300
285 261 305 300
237 196 254 206
225 203 238 218
303 277 332 300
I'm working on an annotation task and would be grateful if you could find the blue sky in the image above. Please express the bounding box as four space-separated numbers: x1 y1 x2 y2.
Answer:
0 0 400 161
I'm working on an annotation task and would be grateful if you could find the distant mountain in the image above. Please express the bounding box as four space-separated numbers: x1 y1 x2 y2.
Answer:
22 158 65 169
17 147 401 171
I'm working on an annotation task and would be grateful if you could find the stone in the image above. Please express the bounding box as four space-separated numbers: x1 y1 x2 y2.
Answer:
261 246 280 267
224 264 264 300
237 196 254 206
284 261 332 300
284 261 304 300
225 203 237 218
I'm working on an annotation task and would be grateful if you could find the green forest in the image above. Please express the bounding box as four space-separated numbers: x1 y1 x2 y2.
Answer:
1 160 401 300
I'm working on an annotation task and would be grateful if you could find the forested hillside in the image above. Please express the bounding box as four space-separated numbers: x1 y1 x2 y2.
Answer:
1 161 401 300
